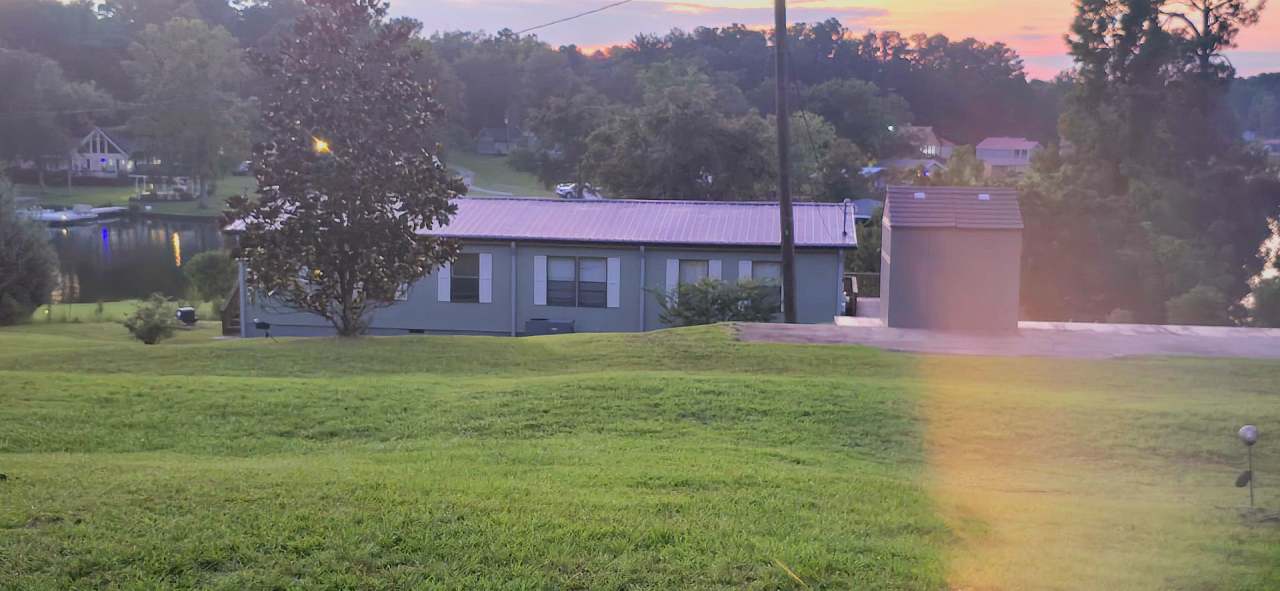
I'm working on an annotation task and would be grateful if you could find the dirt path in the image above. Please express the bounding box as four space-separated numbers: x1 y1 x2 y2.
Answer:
737 321 1280 359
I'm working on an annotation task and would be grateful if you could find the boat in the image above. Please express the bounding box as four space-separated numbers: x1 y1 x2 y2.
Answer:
20 205 101 226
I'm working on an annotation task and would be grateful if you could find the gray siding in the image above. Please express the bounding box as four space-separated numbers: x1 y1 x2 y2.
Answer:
242 241 844 337
881 227 1021 330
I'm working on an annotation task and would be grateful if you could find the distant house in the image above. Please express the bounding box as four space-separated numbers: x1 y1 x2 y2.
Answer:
475 127 525 156
900 126 956 160
227 198 857 337
15 126 135 179
71 127 135 178
976 137 1040 178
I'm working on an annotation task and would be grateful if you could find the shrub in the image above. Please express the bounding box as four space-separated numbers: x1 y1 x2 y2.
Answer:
655 279 780 327
183 251 236 302
0 177 58 325
1105 308 1136 324
1165 284 1231 326
1249 277 1280 328
123 294 178 345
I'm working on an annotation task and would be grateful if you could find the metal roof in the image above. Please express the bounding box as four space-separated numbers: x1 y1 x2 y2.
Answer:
883 186 1023 230
422 197 857 248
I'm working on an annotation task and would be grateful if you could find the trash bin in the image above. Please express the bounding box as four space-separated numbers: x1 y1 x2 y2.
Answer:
175 307 198 326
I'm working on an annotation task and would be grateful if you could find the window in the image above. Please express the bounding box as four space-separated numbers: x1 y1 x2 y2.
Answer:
546 256 607 308
679 259 709 285
395 283 412 301
451 253 480 303
577 258 607 308
547 257 576 306
752 261 783 306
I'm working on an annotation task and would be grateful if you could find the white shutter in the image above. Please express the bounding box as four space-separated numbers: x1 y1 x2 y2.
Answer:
533 255 547 305
665 259 679 294
479 253 493 303
738 260 753 283
606 257 621 308
436 263 451 302
709 259 722 281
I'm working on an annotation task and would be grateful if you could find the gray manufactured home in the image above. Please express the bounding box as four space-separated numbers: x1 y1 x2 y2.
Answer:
233 197 857 337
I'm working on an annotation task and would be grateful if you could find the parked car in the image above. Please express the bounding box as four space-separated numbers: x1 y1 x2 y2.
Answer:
555 182 604 200
233 161 252 176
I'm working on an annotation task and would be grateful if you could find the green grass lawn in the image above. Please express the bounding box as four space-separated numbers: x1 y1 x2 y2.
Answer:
0 324 944 589
16 176 256 218
0 322 1276 589
447 151 555 198
31 301 217 324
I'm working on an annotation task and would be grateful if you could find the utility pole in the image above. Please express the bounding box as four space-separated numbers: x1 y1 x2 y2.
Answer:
774 0 798 323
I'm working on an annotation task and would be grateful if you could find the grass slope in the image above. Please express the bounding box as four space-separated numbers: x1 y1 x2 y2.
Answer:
921 355 1280 590
447 151 555 198
0 324 944 589
1 323 1276 589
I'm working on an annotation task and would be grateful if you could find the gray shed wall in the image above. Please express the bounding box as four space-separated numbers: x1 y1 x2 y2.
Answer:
241 241 843 337
881 226 1021 330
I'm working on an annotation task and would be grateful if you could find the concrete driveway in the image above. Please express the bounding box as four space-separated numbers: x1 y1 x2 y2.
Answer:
737 318 1280 359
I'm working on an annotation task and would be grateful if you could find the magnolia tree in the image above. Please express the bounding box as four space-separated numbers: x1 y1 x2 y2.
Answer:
233 0 465 336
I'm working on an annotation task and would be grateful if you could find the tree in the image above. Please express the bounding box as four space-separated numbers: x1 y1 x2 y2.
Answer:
1245 92 1279 134
1159 0 1266 77
785 112 871 200
0 0 135 99
0 176 58 325
1249 276 1280 327
183 250 236 302
126 17 251 209
1019 0 1279 323
522 87 609 191
814 138 872 201
0 49 113 189
802 79 911 157
848 208 883 276
581 62 774 200
234 0 466 337
1165 283 1232 325
933 145 986 186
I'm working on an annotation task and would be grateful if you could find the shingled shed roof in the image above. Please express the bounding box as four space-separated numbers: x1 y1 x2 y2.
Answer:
883 186 1023 230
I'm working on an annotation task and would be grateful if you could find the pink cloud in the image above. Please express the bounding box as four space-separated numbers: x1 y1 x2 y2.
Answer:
397 0 1279 78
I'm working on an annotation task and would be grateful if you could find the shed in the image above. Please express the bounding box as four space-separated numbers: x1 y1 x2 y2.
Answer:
880 186 1023 330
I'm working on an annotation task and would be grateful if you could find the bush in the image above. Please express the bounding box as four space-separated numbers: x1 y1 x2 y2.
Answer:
0 178 58 325
1249 277 1280 328
1165 284 1231 326
1105 308 1136 324
183 250 236 302
655 279 780 327
123 294 178 344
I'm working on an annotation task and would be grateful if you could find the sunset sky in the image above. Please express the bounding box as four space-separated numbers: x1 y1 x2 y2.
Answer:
397 0 1279 79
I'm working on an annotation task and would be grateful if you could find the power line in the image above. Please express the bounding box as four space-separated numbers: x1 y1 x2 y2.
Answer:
515 0 635 35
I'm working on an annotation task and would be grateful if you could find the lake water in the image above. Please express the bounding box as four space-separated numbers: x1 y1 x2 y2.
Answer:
48 218 226 303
